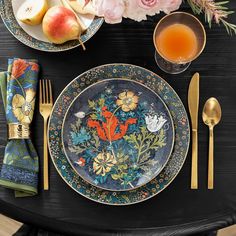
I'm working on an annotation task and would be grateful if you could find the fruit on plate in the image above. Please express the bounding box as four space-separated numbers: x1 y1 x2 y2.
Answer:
66 0 98 15
17 0 48 26
60 0 87 32
42 6 82 44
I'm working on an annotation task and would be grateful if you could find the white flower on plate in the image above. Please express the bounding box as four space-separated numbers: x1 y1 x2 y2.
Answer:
145 115 167 133
74 111 85 119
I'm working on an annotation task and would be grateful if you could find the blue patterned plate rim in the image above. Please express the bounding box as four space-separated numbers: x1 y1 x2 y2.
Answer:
61 78 175 192
48 63 190 205
0 0 104 52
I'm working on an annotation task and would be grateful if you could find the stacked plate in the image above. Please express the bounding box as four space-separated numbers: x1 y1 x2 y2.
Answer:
48 64 190 205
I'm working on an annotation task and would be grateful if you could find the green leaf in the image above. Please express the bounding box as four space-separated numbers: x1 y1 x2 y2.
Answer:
70 124 77 132
137 134 142 141
139 152 151 164
119 164 128 170
68 146 85 155
111 174 120 180
90 114 97 120
139 165 150 172
71 119 81 132
139 159 159 172
187 0 236 35
98 98 105 107
146 159 159 167
20 70 34 86
8 160 14 165
4 152 18 164
123 134 138 146
88 100 96 109
92 132 100 148
75 119 82 128
140 126 147 136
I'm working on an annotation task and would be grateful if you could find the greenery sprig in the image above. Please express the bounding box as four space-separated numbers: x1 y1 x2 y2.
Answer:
187 0 236 35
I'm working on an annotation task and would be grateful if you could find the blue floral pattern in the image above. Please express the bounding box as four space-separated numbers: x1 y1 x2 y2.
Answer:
48 64 190 205
63 79 174 191
0 164 38 187
0 58 39 196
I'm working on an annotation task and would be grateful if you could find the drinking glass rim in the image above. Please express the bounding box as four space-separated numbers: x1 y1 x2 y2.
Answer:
153 11 207 64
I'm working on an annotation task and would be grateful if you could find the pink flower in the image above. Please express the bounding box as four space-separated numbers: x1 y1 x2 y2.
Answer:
138 0 159 9
95 0 125 24
159 0 182 14
93 0 182 23
124 0 161 21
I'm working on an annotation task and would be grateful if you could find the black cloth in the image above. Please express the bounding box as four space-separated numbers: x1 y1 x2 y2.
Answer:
14 224 217 236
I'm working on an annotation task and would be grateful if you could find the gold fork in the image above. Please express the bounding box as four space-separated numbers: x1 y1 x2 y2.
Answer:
39 79 53 190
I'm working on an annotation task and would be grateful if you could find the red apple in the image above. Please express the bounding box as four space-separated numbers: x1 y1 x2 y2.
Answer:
42 6 82 44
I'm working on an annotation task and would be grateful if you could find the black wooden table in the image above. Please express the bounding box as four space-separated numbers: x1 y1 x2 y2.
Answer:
1 3 236 236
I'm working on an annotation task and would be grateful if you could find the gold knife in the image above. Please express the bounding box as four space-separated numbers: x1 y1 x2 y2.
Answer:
188 73 200 189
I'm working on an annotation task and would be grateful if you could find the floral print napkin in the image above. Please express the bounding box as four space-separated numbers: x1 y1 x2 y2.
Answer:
0 58 39 197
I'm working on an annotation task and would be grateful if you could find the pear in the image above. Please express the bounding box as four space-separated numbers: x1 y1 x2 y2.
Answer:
17 0 48 26
42 6 82 45
66 0 98 15
60 0 87 32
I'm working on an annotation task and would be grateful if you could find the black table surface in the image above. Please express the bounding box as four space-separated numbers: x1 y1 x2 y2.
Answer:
1 3 236 236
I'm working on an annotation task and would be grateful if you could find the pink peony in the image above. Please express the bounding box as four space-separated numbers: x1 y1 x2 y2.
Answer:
159 0 182 14
93 0 182 23
95 0 125 24
138 0 159 9
124 0 161 21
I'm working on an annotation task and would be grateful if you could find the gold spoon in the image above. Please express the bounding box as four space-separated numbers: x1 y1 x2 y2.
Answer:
202 98 222 189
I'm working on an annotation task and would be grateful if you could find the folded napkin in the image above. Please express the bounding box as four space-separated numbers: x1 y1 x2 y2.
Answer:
0 58 39 197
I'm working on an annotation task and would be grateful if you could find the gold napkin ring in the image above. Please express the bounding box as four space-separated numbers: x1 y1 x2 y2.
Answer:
8 123 30 139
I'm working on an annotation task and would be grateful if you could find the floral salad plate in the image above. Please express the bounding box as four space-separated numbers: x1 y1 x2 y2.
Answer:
62 79 175 191
48 64 190 205
0 0 103 51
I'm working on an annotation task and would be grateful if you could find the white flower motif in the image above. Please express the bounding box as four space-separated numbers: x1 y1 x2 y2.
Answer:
74 111 85 119
145 115 167 133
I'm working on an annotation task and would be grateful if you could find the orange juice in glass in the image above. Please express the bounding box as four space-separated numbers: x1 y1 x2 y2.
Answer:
153 12 206 74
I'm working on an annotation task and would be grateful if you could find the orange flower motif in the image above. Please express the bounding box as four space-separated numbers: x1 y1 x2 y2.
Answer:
11 59 28 79
76 157 86 167
29 62 39 71
87 106 137 141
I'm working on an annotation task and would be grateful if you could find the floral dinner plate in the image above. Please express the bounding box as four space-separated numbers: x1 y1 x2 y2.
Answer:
0 0 103 52
48 64 190 205
62 79 175 191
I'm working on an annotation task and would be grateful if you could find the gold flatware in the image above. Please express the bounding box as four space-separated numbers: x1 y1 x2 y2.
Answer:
188 73 200 189
202 98 222 189
39 79 53 190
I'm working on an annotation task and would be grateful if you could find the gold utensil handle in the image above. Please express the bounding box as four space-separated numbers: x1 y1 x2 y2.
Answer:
43 120 49 190
191 129 198 189
208 127 214 189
